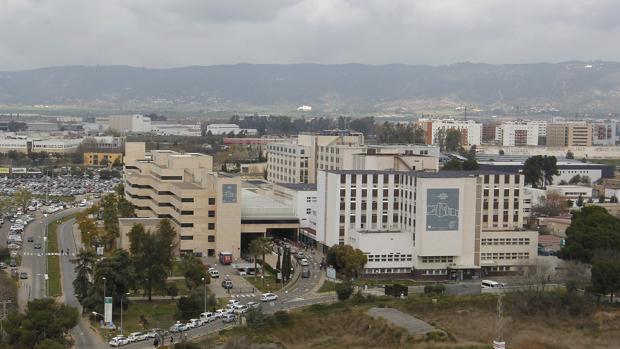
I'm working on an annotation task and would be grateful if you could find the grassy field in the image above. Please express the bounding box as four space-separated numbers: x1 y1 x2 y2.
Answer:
244 272 281 293
47 213 78 297
110 300 177 335
196 291 620 349
317 280 337 293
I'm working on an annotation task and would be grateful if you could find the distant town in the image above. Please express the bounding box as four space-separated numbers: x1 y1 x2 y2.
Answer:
1 111 619 349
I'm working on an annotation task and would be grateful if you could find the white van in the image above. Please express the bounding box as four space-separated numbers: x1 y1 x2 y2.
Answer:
481 280 505 289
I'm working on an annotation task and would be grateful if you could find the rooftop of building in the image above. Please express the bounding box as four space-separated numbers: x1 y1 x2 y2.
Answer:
476 154 609 167
241 189 297 220
326 169 513 177
276 183 317 191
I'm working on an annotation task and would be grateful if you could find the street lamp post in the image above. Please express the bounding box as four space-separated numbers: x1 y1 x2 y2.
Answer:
120 292 130 335
201 277 207 314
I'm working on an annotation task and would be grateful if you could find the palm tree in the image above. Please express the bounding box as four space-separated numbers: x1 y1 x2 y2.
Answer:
72 249 97 305
256 237 273 287
249 239 262 278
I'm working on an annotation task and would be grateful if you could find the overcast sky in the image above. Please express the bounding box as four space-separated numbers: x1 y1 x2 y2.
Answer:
1 0 619 70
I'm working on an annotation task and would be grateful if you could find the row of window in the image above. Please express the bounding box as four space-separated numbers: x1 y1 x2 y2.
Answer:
480 252 530 260
366 254 413 262
180 235 216 242
483 174 520 184
481 238 530 245
363 268 412 274
422 269 448 275
420 256 454 263
268 145 305 155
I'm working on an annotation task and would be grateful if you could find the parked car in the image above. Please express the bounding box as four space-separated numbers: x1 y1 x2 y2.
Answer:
208 268 220 278
200 312 216 323
228 299 240 307
246 301 260 309
187 319 201 328
260 293 278 302
145 329 162 338
299 258 309 266
221 279 233 289
214 309 227 318
222 313 237 323
27 236 34 242
233 304 249 314
19 272 28 279
109 336 129 347
295 251 305 260
33 243 42 249
127 332 147 342
9 259 16 268
169 322 188 333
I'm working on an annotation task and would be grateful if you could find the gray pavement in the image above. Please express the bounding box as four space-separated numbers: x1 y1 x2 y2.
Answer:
367 307 437 336
59 218 107 349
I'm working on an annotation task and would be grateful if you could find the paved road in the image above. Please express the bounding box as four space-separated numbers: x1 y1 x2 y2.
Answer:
58 218 107 349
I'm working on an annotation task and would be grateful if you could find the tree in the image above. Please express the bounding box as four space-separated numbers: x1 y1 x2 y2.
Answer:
326 245 368 280
13 188 32 211
248 239 262 279
72 249 97 304
612 196 619 203
180 253 208 290
81 249 134 314
111 157 123 168
441 158 462 171
335 281 353 301
499 149 505 155
101 194 119 247
412 125 426 144
445 129 461 152
558 206 620 263
462 158 479 171
128 221 176 301
566 151 574 159
576 195 584 207
581 175 591 185
255 237 272 280
569 174 582 185
349 117 375 135
167 284 178 299
434 128 446 152
78 217 99 247
599 195 606 203
591 251 620 302
523 155 558 188
2 298 78 349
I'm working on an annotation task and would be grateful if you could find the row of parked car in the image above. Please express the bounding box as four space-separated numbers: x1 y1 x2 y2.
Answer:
0 173 121 198
108 294 280 346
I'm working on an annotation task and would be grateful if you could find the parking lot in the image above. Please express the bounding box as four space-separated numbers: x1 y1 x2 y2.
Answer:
0 172 121 197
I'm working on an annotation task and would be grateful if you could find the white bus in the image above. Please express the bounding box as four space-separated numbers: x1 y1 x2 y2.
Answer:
481 280 506 289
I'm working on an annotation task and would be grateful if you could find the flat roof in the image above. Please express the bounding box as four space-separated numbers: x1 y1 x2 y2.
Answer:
326 170 513 177
276 183 317 191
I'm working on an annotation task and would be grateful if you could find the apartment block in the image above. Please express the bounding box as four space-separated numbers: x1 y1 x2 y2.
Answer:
495 121 545 146
316 170 537 279
547 122 592 146
108 114 152 133
592 120 617 146
418 118 483 146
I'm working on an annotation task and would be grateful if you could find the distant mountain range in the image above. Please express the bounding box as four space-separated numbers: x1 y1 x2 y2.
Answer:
1 62 619 115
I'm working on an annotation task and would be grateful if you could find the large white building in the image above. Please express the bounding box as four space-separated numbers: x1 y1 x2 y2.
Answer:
495 121 546 146
108 115 152 133
418 118 483 146
316 170 537 279
0 137 83 154
205 124 258 136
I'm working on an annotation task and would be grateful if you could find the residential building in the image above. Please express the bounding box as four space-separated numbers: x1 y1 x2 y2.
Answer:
83 152 123 167
547 122 592 147
592 120 617 145
205 124 258 136
108 114 152 133
495 120 546 146
316 170 537 279
418 118 483 146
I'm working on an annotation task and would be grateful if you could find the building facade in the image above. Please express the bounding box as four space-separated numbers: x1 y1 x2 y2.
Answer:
108 114 152 133
547 122 593 147
495 121 545 146
316 170 537 279
418 119 483 146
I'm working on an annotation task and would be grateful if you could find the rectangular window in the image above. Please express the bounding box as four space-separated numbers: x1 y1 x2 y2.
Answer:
181 210 194 215
181 198 194 203
208 210 216 217
208 198 216 205
180 223 194 228
208 223 215 230
208 235 215 242
180 235 194 240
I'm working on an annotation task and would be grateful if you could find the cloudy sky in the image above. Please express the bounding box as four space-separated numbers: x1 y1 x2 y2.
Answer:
1 0 619 70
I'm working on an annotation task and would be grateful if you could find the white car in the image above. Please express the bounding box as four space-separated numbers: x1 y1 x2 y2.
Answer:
200 312 216 323
127 332 146 342
228 299 240 307
187 318 201 328
260 293 278 302
246 301 260 309
233 304 249 314
299 258 309 266
208 268 220 278
109 336 129 347
214 309 227 318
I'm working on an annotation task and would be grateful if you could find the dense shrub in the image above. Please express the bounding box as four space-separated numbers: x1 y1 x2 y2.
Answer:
424 284 446 295
335 282 354 301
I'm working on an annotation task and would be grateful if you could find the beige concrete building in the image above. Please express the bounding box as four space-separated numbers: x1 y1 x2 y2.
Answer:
547 122 593 146
122 144 300 259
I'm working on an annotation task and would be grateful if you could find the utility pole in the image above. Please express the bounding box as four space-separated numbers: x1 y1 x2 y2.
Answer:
493 292 505 349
